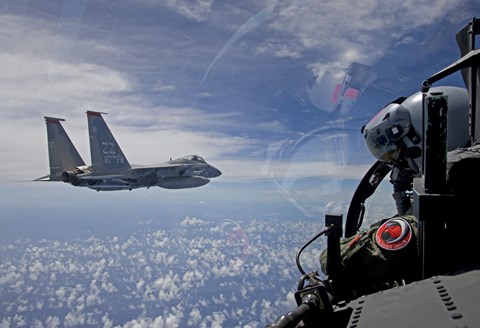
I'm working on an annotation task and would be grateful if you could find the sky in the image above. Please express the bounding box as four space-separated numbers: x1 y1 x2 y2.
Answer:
0 0 477 221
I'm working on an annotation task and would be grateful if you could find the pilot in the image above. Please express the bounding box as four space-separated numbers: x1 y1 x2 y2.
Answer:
362 85 470 215
363 97 418 215
320 86 471 301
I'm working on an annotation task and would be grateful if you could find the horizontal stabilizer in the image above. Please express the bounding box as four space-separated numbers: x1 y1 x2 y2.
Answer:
34 174 52 181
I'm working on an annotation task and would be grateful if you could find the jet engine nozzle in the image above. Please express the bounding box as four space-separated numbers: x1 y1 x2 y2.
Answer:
61 170 77 183
61 166 90 186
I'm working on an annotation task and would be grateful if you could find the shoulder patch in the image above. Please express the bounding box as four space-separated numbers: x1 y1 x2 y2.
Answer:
375 218 412 251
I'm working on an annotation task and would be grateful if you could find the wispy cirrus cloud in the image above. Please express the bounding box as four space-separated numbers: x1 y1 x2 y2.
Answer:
266 0 464 65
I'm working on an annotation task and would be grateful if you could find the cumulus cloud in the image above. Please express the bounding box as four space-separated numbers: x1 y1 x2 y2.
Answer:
187 307 202 326
0 215 317 327
180 216 207 226
212 258 245 278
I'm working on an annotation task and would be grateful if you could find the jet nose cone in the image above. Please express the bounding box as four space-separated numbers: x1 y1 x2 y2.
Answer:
209 166 222 178
206 165 222 178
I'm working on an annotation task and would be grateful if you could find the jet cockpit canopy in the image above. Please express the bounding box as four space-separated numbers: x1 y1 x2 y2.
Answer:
184 155 206 163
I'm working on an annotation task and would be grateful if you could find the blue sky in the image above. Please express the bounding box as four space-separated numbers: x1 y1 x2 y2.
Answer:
0 0 477 221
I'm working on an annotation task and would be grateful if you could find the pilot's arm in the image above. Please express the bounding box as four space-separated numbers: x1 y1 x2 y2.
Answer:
390 164 415 216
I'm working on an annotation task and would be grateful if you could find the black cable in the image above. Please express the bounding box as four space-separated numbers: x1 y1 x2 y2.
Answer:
266 303 313 328
296 274 311 291
355 202 365 233
296 228 329 275
345 160 391 237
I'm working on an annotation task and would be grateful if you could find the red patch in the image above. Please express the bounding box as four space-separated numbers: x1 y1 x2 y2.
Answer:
331 84 341 104
375 218 412 251
344 87 359 99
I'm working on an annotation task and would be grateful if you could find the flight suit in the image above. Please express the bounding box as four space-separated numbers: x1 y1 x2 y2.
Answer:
320 215 419 301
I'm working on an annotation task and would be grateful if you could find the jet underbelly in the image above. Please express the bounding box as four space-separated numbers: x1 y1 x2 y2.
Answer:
156 176 210 189
86 178 141 191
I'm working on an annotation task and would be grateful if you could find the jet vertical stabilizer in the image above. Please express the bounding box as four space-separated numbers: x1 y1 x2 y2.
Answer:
38 117 86 181
86 111 131 176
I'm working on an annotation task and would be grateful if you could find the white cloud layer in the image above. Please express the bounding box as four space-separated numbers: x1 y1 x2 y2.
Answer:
0 216 334 327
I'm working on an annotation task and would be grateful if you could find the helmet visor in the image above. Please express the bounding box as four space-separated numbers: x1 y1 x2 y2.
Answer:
364 129 401 164
363 103 412 164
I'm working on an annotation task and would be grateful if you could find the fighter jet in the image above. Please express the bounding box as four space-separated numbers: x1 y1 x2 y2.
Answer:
35 111 222 191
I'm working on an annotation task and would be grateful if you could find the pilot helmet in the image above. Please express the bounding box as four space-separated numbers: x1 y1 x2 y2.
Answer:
363 86 470 172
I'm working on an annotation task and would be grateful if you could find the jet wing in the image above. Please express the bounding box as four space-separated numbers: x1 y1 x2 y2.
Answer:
131 161 188 168
129 164 185 178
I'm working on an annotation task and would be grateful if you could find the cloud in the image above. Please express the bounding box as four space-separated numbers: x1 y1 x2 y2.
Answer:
64 310 86 327
187 307 202 326
265 0 467 67
153 271 181 302
180 216 207 226
202 3 276 82
255 42 302 59
0 53 131 125
43 316 61 328
154 0 215 23
152 82 177 92
0 15 131 116
0 216 333 327
212 258 245 278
